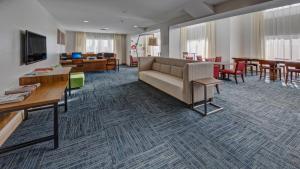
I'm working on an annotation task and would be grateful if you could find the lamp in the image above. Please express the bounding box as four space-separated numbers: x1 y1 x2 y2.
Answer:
135 34 158 57
148 37 158 46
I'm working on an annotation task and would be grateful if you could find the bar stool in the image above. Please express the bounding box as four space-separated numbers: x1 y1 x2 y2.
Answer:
191 78 223 116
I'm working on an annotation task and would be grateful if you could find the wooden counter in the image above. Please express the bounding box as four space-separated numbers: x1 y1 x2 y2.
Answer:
60 59 118 72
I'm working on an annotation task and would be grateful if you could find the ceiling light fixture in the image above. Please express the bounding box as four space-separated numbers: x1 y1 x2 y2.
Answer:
100 28 109 30
83 20 89 23
133 25 139 28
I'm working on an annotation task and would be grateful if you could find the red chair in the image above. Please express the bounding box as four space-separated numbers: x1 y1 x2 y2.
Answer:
221 61 246 84
214 56 222 78
186 56 194 60
130 55 138 67
196 56 203 62
215 56 222 62
213 65 220 79
205 58 215 62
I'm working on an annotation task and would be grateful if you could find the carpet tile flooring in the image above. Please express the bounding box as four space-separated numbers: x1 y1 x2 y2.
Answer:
0 66 300 169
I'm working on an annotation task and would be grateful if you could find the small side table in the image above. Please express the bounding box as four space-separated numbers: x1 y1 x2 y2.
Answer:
192 77 223 116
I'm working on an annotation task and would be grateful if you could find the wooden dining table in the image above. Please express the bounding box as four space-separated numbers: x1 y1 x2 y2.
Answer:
232 57 300 81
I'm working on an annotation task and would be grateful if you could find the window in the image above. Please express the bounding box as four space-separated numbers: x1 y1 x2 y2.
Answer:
185 23 209 57
85 33 114 53
264 3 300 60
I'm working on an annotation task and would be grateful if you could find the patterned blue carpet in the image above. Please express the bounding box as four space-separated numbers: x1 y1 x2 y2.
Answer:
1 66 300 169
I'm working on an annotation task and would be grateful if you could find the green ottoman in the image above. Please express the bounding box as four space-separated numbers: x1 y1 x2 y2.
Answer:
69 72 85 89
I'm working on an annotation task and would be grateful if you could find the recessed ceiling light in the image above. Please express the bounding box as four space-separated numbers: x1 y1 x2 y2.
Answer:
83 20 89 23
133 25 139 28
100 28 109 30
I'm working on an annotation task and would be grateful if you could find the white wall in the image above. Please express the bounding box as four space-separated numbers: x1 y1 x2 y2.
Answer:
0 0 64 92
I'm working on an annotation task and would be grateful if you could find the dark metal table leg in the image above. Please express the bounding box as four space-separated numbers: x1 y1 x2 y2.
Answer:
191 82 194 108
69 73 71 96
53 103 59 149
64 89 68 112
204 85 207 116
24 109 28 121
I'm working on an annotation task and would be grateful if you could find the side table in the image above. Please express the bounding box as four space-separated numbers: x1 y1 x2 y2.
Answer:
191 77 223 116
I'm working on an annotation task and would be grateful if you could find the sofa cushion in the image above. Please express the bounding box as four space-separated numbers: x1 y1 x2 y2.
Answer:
139 70 183 101
152 62 161 71
170 66 183 78
160 64 171 74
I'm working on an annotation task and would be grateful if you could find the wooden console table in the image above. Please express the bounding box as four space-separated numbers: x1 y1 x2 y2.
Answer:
60 59 119 72
0 81 69 154
19 67 72 96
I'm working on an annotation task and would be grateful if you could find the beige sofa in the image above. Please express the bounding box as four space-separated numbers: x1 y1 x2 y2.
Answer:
138 57 214 105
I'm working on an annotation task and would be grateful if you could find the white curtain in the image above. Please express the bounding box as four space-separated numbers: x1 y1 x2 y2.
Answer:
250 12 265 59
264 3 300 60
169 28 181 58
86 33 114 53
114 34 126 64
75 32 86 53
181 21 216 58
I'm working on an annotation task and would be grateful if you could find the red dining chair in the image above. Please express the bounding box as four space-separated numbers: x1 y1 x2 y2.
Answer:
213 65 220 79
215 56 222 62
221 61 246 84
130 55 138 67
214 56 222 78
185 56 193 60
205 58 215 62
196 56 203 62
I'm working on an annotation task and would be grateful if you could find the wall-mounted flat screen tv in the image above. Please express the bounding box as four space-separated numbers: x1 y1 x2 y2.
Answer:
25 30 47 65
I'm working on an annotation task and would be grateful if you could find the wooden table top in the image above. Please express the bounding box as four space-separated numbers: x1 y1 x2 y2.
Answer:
0 81 68 113
193 77 222 86
232 57 300 64
21 67 71 78
209 62 233 65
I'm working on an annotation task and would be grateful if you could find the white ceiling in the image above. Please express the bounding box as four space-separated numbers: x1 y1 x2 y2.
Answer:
38 0 229 34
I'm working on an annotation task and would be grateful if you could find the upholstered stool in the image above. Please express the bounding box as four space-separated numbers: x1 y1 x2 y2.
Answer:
69 72 85 89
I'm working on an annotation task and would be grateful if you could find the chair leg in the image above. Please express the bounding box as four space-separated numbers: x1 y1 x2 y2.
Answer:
290 72 293 82
256 65 258 75
286 71 289 84
234 74 238 84
264 69 267 79
279 69 282 81
215 84 220 94
241 74 245 83
260 68 263 80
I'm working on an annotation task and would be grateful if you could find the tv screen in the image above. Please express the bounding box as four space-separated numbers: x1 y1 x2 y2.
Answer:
25 31 47 65
72 52 82 59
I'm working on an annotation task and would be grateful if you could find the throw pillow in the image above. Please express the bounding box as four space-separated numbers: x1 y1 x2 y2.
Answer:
152 62 161 71
171 66 183 78
160 64 171 74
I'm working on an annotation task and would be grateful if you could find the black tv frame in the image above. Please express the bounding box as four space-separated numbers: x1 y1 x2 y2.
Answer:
24 30 47 65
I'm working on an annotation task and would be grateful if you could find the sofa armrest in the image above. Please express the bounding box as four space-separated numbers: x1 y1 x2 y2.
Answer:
184 63 213 82
183 63 214 104
138 57 155 72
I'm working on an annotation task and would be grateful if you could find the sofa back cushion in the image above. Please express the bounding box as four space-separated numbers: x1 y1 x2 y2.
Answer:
170 66 183 78
160 64 171 74
152 62 161 71
155 57 193 67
